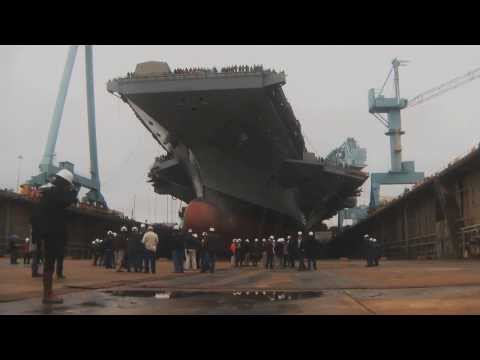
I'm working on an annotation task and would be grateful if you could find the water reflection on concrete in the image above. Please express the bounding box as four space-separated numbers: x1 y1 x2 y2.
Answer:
106 289 323 302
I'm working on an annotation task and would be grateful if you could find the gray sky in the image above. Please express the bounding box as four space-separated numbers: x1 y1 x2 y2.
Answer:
2 45 480 226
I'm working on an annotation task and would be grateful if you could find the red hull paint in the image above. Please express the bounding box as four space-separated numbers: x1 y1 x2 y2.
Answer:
182 199 299 238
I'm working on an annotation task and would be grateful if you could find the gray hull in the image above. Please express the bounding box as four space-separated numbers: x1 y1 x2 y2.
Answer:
107 68 367 230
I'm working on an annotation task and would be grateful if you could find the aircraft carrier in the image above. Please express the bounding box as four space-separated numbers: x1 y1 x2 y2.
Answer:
107 62 368 236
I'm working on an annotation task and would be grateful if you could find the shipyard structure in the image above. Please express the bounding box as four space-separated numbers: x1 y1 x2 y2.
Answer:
107 62 368 237
332 145 480 260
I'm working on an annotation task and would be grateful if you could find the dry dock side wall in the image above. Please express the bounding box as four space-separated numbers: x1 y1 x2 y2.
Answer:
332 146 480 260
0 191 126 258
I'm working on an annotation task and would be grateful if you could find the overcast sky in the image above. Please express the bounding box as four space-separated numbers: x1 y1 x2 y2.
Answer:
1 45 480 226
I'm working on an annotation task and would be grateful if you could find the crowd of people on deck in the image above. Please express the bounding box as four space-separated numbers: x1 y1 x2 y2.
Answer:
172 65 266 74
123 64 278 79
220 65 264 73
173 67 218 74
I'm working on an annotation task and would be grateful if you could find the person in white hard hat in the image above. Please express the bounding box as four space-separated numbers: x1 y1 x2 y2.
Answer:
138 224 148 272
103 230 115 269
305 231 317 271
23 237 32 265
199 230 214 273
92 238 101 266
171 225 185 273
234 238 242 267
184 228 198 271
275 238 285 268
32 168 78 304
370 236 381 267
252 238 261 266
265 237 275 270
287 235 296 268
229 239 237 267
127 227 140 272
297 230 306 271
260 238 267 267
364 234 373 267
283 236 290 268
115 226 129 272
244 239 251 266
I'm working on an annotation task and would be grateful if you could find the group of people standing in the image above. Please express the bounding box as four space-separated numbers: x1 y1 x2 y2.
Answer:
91 224 159 274
229 231 318 271
90 225 218 275
171 227 217 274
7 236 40 269
364 234 381 267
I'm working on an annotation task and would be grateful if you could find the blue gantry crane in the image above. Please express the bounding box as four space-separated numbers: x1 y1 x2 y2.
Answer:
28 45 107 207
368 58 424 208
368 58 480 208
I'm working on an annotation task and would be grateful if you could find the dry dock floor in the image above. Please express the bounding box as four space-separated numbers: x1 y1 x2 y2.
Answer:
2 257 480 314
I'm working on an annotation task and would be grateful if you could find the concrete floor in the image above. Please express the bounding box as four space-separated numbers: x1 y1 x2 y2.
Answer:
2 258 480 314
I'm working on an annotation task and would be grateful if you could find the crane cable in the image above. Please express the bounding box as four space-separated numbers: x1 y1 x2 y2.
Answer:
378 67 393 97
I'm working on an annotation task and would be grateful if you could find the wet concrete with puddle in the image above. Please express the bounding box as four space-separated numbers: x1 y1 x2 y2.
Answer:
4 260 480 314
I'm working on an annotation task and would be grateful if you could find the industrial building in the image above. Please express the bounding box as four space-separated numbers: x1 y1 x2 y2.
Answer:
0 190 125 258
332 144 480 260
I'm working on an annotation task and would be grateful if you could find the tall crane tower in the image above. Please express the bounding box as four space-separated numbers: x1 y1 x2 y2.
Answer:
368 58 424 208
28 45 107 207
368 59 480 208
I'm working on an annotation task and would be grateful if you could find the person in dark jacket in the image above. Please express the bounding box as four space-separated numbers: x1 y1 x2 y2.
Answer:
91 239 101 266
265 236 275 269
134 226 145 272
371 237 381 266
195 233 203 270
184 229 199 271
252 239 261 266
265 237 274 269
172 226 185 273
236 239 244 267
275 238 285 268
305 231 317 271
8 236 19 265
283 236 291 267
115 226 128 272
30 214 43 277
103 231 115 269
23 238 32 265
34 169 78 304
200 231 215 273
364 234 373 267
139 223 148 273
127 227 139 272
296 231 306 271
287 235 297 268
208 227 217 272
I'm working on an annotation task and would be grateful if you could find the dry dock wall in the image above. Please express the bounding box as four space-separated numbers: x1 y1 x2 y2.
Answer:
0 191 126 258
332 146 480 260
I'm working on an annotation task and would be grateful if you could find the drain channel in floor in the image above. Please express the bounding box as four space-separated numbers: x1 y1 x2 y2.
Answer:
105 290 323 302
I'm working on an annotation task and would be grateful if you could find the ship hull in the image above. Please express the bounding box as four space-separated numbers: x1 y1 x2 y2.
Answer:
107 68 368 236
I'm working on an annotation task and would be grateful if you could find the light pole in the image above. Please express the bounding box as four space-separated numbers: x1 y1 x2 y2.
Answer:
16 155 23 192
